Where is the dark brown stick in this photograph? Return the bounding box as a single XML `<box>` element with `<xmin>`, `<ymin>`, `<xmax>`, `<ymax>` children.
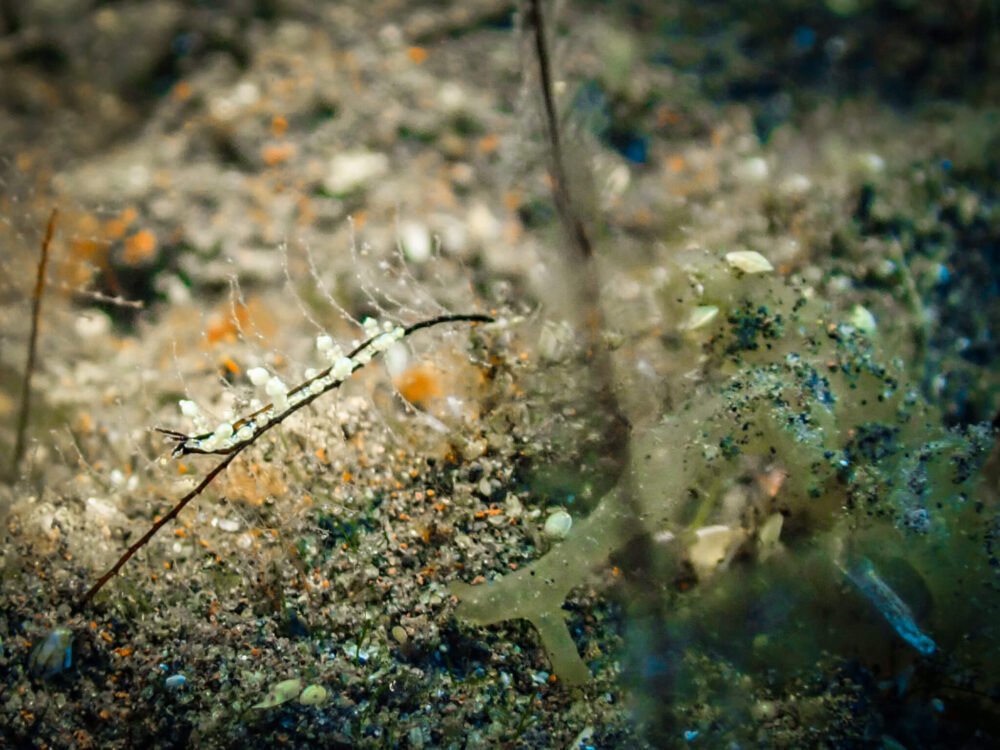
<box><xmin>524</xmin><ymin>0</ymin><xmax>629</xmax><ymax>448</ymax></box>
<box><xmin>525</xmin><ymin>0</ymin><xmax>593</xmax><ymax>263</ymax></box>
<box><xmin>77</xmin><ymin>447</ymin><xmax>243</xmax><ymax>608</ymax></box>
<box><xmin>11</xmin><ymin>208</ymin><xmax>58</xmax><ymax>478</ymax></box>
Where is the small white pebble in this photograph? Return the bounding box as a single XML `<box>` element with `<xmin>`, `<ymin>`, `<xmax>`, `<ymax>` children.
<box><xmin>217</xmin><ymin>517</ymin><xmax>241</xmax><ymax>533</ymax></box>
<box><xmin>214</xmin><ymin>422</ymin><xmax>234</xmax><ymax>441</ymax></box>
<box><xmin>543</xmin><ymin>509</ymin><xmax>573</xmax><ymax>540</ymax></box>
<box><xmin>324</xmin><ymin>150</ymin><xmax>389</xmax><ymax>195</ymax></box>
<box><xmin>780</xmin><ymin>173</ymin><xmax>812</xmax><ymax>196</ymax></box>
<box><xmin>362</xmin><ymin>317</ymin><xmax>380</xmax><ymax>338</ymax></box>
<box><xmin>247</xmin><ymin>367</ymin><xmax>270</xmax><ymax>387</ymax></box>
<box><xmin>400</xmin><ymin>221</ymin><xmax>432</xmax><ymax>263</ymax></box>
<box><xmin>856</xmin><ymin>151</ymin><xmax>885</xmax><ymax>175</ymax></box>
<box><xmin>736</xmin><ymin>156</ymin><xmax>769</xmax><ymax>183</ymax></box>
<box><xmin>316</xmin><ymin>335</ymin><xmax>334</xmax><ymax>352</ymax></box>
<box><xmin>179</xmin><ymin>399</ymin><xmax>200</xmax><ymax>418</ymax></box>
<box><xmin>725</xmin><ymin>250</ymin><xmax>774</xmax><ymax>274</ymax></box>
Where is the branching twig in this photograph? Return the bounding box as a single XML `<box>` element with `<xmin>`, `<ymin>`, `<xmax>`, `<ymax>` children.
<box><xmin>10</xmin><ymin>208</ymin><xmax>57</xmax><ymax>479</ymax></box>
<box><xmin>77</xmin><ymin>312</ymin><xmax>492</xmax><ymax>609</ymax></box>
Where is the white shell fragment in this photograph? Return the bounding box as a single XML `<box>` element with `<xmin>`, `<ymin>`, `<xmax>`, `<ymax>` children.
<box><xmin>757</xmin><ymin>512</ymin><xmax>784</xmax><ymax>561</ymax></box>
<box><xmin>725</xmin><ymin>250</ymin><xmax>774</xmax><ymax>274</ymax></box>
<box><xmin>299</xmin><ymin>684</ymin><xmax>328</xmax><ymax>706</ymax></box>
<box><xmin>848</xmin><ymin>304</ymin><xmax>877</xmax><ymax>334</ymax></box>
<box><xmin>252</xmin><ymin>678</ymin><xmax>303</xmax><ymax>709</ymax></box>
<box><xmin>543</xmin><ymin>509</ymin><xmax>573</xmax><ymax>540</ymax></box>
<box><xmin>680</xmin><ymin>305</ymin><xmax>720</xmax><ymax>332</ymax></box>
<box><xmin>688</xmin><ymin>524</ymin><xmax>746</xmax><ymax>579</ymax></box>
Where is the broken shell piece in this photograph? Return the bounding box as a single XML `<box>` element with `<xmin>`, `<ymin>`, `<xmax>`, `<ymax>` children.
<box><xmin>688</xmin><ymin>525</ymin><xmax>746</xmax><ymax>579</ymax></box>
<box><xmin>680</xmin><ymin>305</ymin><xmax>719</xmax><ymax>332</ymax></box>
<box><xmin>725</xmin><ymin>250</ymin><xmax>774</xmax><ymax>274</ymax></box>
<box><xmin>252</xmin><ymin>678</ymin><xmax>303</xmax><ymax>709</ymax></box>
<box><xmin>543</xmin><ymin>509</ymin><xmax>573</xmax><ymax>540</ymax></box>
<box><xmin>848</xmin><ymin>304</ymin><xmax>877</xmax><ymax>334</ymax></box>
<box><xmin>28</xmin><ymin>627</ymin><xmax>73</xmax><ymax>678</ymax></box>
<box><xmin>299</xmin><ymin>684</ymin><xmax>328</xmax><ymax>706</ymax></box>
<box><xmin>757</xmin><ymin>512</ymin><xmax>784</xmax><ymax>561</ymax></box>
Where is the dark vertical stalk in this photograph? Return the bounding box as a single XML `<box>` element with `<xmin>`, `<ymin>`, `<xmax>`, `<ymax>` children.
<box><xmin>524</xmin><ymin>0</ymin><xmax>629</xmax><ymax>451</ymax></box>
<box><xmin>11</xmin><ymin>208</ymin><xmax>58</xmax><ymax>479</ymax></box>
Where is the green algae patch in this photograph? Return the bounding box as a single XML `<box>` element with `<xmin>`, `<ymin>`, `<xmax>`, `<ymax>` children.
<box><xmin>450</xmin><ymin>253</ymin><xmax>995</xmax><ymax>685</ymax></box>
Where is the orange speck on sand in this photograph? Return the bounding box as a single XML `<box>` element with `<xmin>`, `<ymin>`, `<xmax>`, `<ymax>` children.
<box><xmin>271</xmin><ymin>114</ymin><xmax>288</xmax><ymax>137</ymax></box>
<box><xmin>341</xmin><ymin>471</ymin><xmax>352</xmax><ymax>482</ymax></box>
<box><xmin>759</xmin><ymin>468</ymin><xmax>787</xmax><ymax>498</ymax></box>
<box><xmin>173</xmin><ymin>528</ymin><xmax>186</xmax><ymax>538</ymax></box>
<box><xmin>113</xmin><ymin>646</ymin><xmax>132</xmax><ymax>658</ymax></box>
<box><xmin>177</xmin><ymin>463</ymin><xmax>189</xmax><ymax>475</ymax></box>
<box><xmin>221</xmin><ymin>357</ymin><xmax>241</xmax><ymax>376</ymax></box>
<box><xmin>502</xmin><ymin>190</ymin><xmax>523</xmax><ymax>213</ymax></box>
<box><xmin>100</xmin><ymin>631</ymin><xmax>113</xmax><ymax>643</ymax></box>
<box><xmin>314</xmin><ymin>448</ymin><xmax>327</xmax><ymax>463</ymax></box>
<box><xmin>406</xmin><ymin>46</ymin><xmax>428</xmax><ymax>64</ymax></box>
<box><xmin>394</xmin><ymin>363</ymin><xmax>444</xmax><ymax>406</ymax></box>
<box><xmin>123</xmin><ymin>229</ymin><xmax>157</xmax><ymax>265</ymax></box>
<box><xmin>262</xmin><ymin>142</ymin><xmax>296</xmax><ymax>166</ymax></box>
<box><xmin>172</xmin><ymin>80</ymin><xmax>193</xmax><ymax>101</ymax></box>
<box><xmin>667</xmin><ymin>154</ymin><xmax>686</xmax><ymax>174</ymax></box>
<box><xmin>103</xmin><ymin>218</ymin><xmax>129</xmax><ymax>240</ymax></box>
<box><xmin>477</xmin><ymin>133</ymin><xmax>500</xmax><ymax>154</ymax></box>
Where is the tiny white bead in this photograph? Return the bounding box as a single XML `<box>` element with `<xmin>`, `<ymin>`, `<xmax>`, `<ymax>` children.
<box><xmin>332</xmin><ymin>357</ymin><xmax>353</xmax><ymax>380</ymax></box>
<box><xmin>247</xmin><ymin>367</ymin><xmax>270</xmax><ymax>387</ymax></box>
<box><xmin>265</xmin><ymin>376</ymin><xmax>287</xmax><ymax>398</ymax></box>
<box><xmin>179</xmin><ymin>399</ymin><xmax>200</xmax><ymax>418</ymax></box>
<box><xmin>214</xmin><ymin>422</ymin><xmax>234</xmax><ymax>441</ymax></box>
<box><xmin>316</xmin><ymin>335</ymin><xmax>334</xmax><ymax>352</ymax></box>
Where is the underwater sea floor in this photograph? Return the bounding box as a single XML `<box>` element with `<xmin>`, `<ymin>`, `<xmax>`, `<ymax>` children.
<box><xmin>1</xmin><ymin>2</ymin><xmax>998</xmax><ymax>748</ymax></box>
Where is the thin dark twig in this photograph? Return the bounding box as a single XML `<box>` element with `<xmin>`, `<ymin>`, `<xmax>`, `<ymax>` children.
<box><xmin>11</xmin><ymin>208</ymin><xmax>58</xmax><ymax>478</ymax></box>
<box><xmin>525</xmin><ymin>0</ymin><xmax>592</xmax><ymax>262</ymax></box>
<box><xmin>77</xmin><ymin>312</ymin><xmax>492</xmax><ymax>609</ymax></box>
<box><xmin>525</xmin><ymin>2</ymin><xmax>658</xmax><ymax>671</ymax></box>
<box><xmin>524</xmin><ymin>0</ymin><xmax>628</xmax><ymax>446</ymax></box>
<box><xmin>76</xmin><ymin>448</ymin><xmax>242</xmax><ymax>608</ymax></box>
